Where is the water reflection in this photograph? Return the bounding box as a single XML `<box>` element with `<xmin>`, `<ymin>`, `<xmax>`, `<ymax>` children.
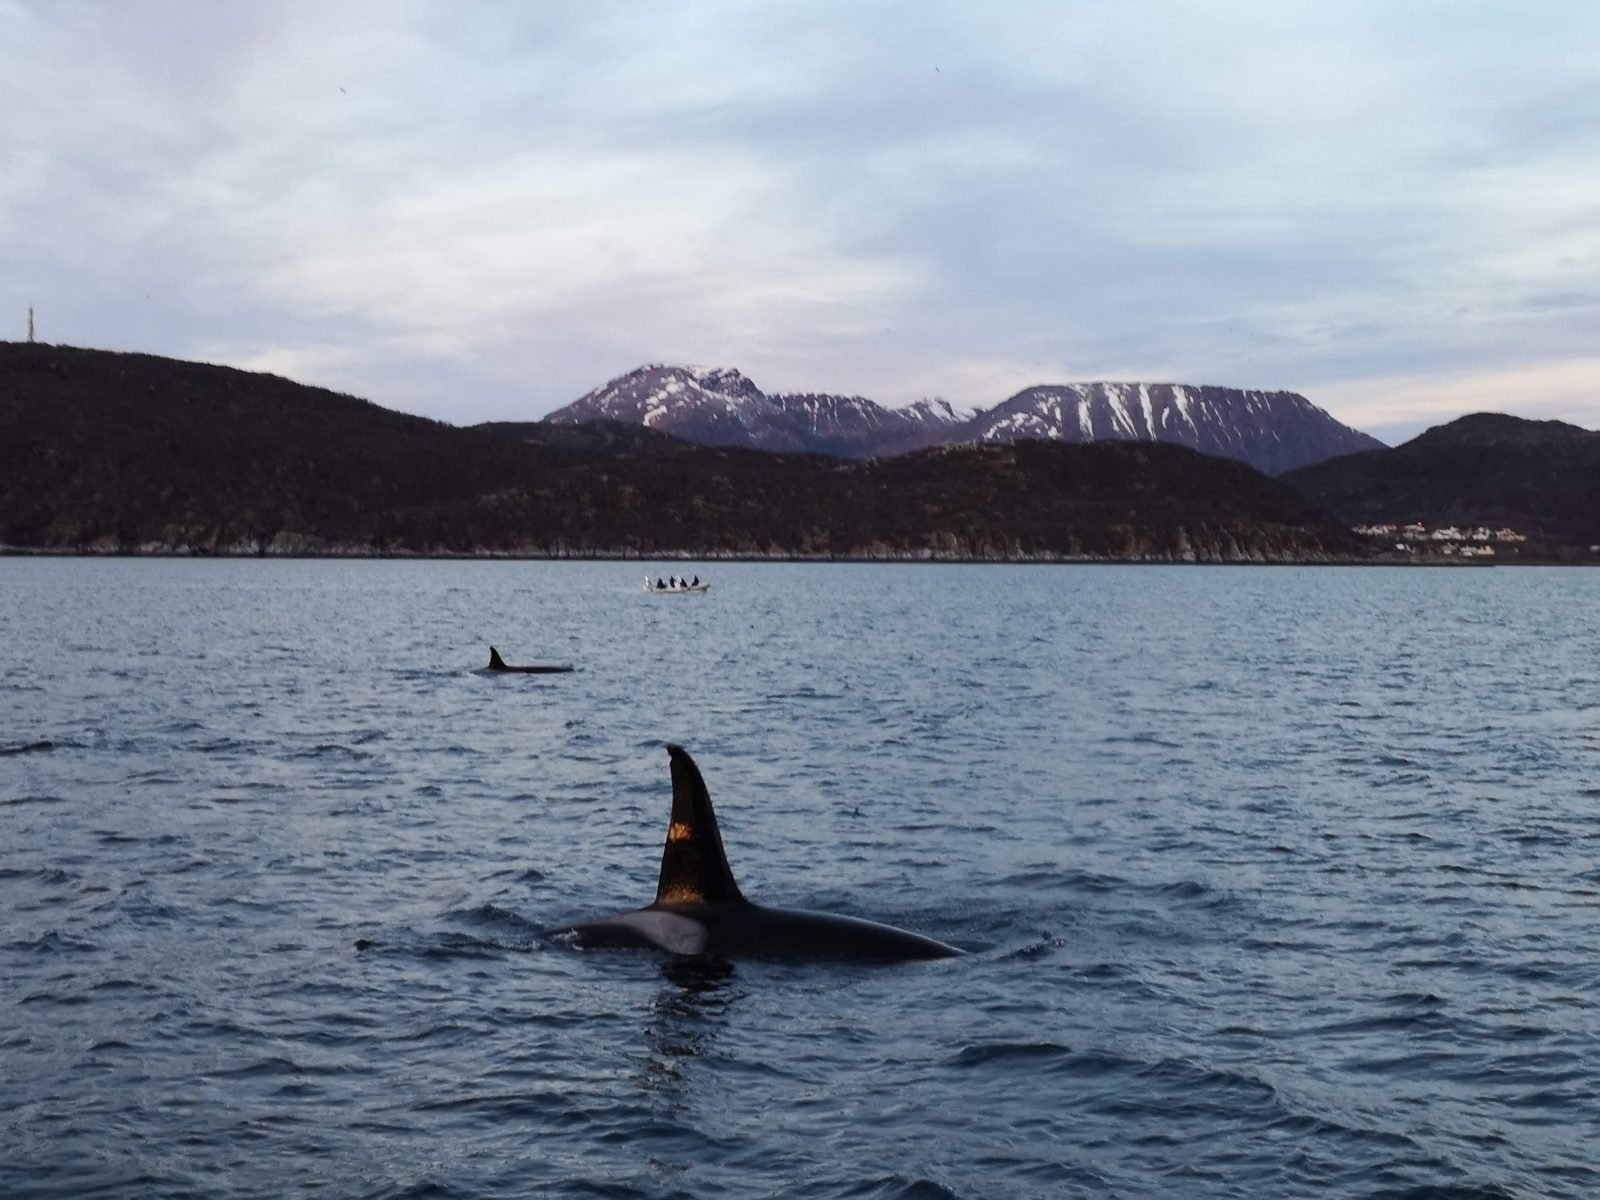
<box><xmin>639</xmin><ymin>957</ymin><xmax>740</xmax><ymax>1103</ymax></box>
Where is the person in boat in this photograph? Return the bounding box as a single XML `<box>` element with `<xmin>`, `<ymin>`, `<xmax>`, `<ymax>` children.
<box><xmin>656</xmin><ymin>577</ymin><xmax>666</xmax><ymax>589</ymax></box>
<box><xmin>669</xmin><ymin>575</ymin><xmax>678</xmax><ymax>589</ymax></box>
<box><xmin>691</xmin><ymin>575</ymin><xmax>699</xmax><ymax>587</ymax></box>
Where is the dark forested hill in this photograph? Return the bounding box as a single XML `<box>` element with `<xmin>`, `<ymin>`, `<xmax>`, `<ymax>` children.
<box><xmin>0</xmin><ymin>341</ymin><xmax>553</xmax><ymax>553</ymax></box>
<box><xmin>0</xmin><ymin>342</ymin><xmax>1359</xmax><ymax>562</ymax></box>
<box><xmin>1283</xmin><ymin>413</ymin><xmax>1600</xmax><ymax>550</ymax></box>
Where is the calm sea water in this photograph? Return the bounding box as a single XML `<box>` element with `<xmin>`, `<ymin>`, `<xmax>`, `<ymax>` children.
<box><xmin>3</xmin><ymin>559</ymin><xmax>1599</xmax><ymax>1199</ymax></box>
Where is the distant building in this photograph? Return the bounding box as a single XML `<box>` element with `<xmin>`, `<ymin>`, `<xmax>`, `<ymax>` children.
<box><xmin>1358</xmin><ymin>520</ymin><xmax>1524</xmax><ymax>555</ymax></box>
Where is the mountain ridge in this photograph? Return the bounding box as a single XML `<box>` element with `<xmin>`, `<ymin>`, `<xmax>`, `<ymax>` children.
<box><xmin>540</xmin><ymin>363</ymin><xmax>961</xmax><ymax>457</ymax></box>
<box><xmin>541</xmin><ymin>363</ymin><xmax>1382</xmax><ymax>474</ymax></box>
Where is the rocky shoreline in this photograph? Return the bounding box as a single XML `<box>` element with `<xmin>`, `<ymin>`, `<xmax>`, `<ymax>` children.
<box><xmin>0</xmin><ymin>538</ymin><xmax>1386</xmax><ymax>566</ymax></box>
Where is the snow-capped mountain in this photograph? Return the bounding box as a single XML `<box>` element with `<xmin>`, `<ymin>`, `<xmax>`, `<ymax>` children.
<box><xmin>958</xmin><ymin>383</ymin><xmax>1384</xmax><ymax>475</ymax></box>
<box><xmin>763</xmin><ymin>392</ymin><xmax>961</xmax><ymax>456</ymax></box>
<box><xmin>543</xmin><ymin>365</ymin><xmax>767</xmax><ymax>446</ymax></box>
<box><xmin>542</xmin><ymin>366</ymin><xmax>1380</xmax><ymax>473</ymax></box>
<box><xmin>544</xmin><ymin>365</ymin><xmax>959</xmax><ymax>456</ymax></box>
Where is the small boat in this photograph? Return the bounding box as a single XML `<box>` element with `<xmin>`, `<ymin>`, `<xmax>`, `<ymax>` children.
<box><xmin>644</xmin><ymin>575</ymin><xmax>710</xmax><ymax>594</ymax></box>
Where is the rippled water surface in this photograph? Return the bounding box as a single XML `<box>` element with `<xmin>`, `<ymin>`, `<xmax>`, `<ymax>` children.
<box><xmin>3</xmin><ymin>559</ymin><xmax>1599</xmax><ymax>1199</ymax></box>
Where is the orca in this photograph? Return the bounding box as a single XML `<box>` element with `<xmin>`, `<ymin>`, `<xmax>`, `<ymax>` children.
<box><xmin>543</xmin><ymin>745</ymin><xmax>963</xmax><ymax>962</ymax></box>
<box><xmin>487</xmin><ymin>646</ymin><xmax>574</xmax><ymax>674</ymax></box>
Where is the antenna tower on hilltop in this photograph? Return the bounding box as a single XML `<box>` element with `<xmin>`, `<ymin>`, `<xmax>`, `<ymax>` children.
<box><xmin>27</xmin><ymin>306</ymin><xmax>34</xmax><ymax>343</ymax></box>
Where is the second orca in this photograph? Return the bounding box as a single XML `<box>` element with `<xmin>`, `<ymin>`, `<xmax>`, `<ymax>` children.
<box><xmin>486</xmin><ymin>646</ymin><xmax>574</xmax><ymax>674</ymax></box>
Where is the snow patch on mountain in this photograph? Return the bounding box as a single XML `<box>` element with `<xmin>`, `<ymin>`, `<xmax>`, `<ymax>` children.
<box><xmin>960</xmin><ymin>382</ymin><xmax>1382</xmax><ymax>474</ymax></box>
<box><xmin>546</xmin><ymin>365</ymin><xmax>960</xmax><ymax>456</ymax></box>
<box><xmin>543</xmin><ymin>367</ymin><xmax>1382</xmax><ymax>472</ymax></box>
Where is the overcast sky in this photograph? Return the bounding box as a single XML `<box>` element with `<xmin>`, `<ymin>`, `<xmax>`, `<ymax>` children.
<box><xmin>5</xmin><ymin>1</ymin><xmax>1599</xmax><ymax>443</ymax></box>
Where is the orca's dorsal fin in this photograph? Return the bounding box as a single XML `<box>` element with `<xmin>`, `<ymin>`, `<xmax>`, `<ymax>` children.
<box><xmin>655</xmin><ymin>745</ymin><xmax>745</xmax><ymax>906</ymax></box>
<box><xmin>489</xmin><ymin>646</ymin><xmax>506</xmax><ymax>670</ymax></box>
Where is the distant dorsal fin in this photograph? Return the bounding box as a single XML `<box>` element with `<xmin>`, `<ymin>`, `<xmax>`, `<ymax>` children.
<box><xmin>655</xmin><ymin>745</ymin><xmax>745</xmax><ymax>906</ymax></box>
<box><xmin>489</xmin><ymin>646</ymin><xmax>506</xmax><ymax>670</ymax></box>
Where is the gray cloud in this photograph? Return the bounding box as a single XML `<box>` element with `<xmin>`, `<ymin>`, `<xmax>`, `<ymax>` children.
<box><xmin>4</xmin><ymin>0</ymin><xmax>1600</xmax><ymax>435</ymax></box>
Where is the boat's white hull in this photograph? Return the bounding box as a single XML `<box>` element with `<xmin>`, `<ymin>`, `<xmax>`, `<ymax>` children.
<box><xmin>644</xmin><ymin>584</ymin><xmax>710</xmax><ymax>594</ymax></box>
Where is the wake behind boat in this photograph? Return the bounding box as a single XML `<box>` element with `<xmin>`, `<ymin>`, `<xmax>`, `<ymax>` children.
<box><xmin>645</xmin><ymin>574</ymin><xmax>710</xmax><ymax>594</ymax></box>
